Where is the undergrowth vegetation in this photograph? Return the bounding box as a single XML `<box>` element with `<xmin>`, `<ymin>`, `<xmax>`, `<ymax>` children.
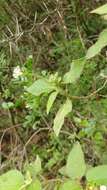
<box><xmin>0</xmin><ymin>1</ymin><xmax>107</xmax><ymax>189</ymax></box>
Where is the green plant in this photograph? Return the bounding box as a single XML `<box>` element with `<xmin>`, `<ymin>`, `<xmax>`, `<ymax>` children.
<box><xmin>1</xmin><ymin>143</ymin><xmax>107</xmax><ymax>189</ymax></box>
<box><xmin>0</xmin><ymin>155</ymin><xmax>42</xmax><ymax>190</ymax></box>
<box><xmin>26</xmin><ymin>57</ymin><xmax>86</xmax><ymax>137</ymax></box>
<box><xmin>1</xmin><ymin>2</ymin><xmax>107</xmax><ymax>190</ymax></box>
<box><xmin>86</xmin><ymin>3</ymin><xmax>107</xmax><ymax>60</ymax></box>
<box><xmin>25</xmin><ymin>2</ymin><xmax>107</xmax><ymax>135</ymax></box>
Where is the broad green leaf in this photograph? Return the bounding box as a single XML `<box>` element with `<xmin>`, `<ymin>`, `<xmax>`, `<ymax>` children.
<box><xmin>66</xmin><ymin>142</ymin><xmax>86</xmax><ymax>179</ymax></box>
<box><xmin>86</xmin><ymin>165</ymin><xmax>107</xmax><ymax>185</ymax></box>
<box><xmin>53</xmin><ymin>99</ymin><xmax>72</xmax><ymax>136</ymax></box>
<box><xmin>0</xmin><ymin>170</ymin><xmax>24</xmax><ymax>190</ymax></box>
<box><xmin>47</xmin><ymin>91</ymin><xmax>58</xmax><ymax>114</ymax></box>
<box><xmin>91</xmin><ymin>4</ymin><xmax>107</xmax><ymax>15</ymax></box>
<box><xmin>59</xmin><ymin>180</ymin><xmax>82</xmax><ymax>190</ymax></box>
<box><xmin>27</xmin><ymin>79</ymin><xmax>56</xmax><ymax>96</ymax></box>
<box><xmin>25</xmin><ymin>155</ymin><xmax>41</xmax><ymax>177</ymax></box>
<box><xmin>86</xmin><ymin>28</ymin><xmax>107</xmax><ymax>59</ymax></box>
<box><xmin>63</xmin><ymin>58</ymin><xmax>85</xmax><ymax>84</ymax></box>
<box><xmin>26</xmin><ymin>179</ymin><xmax>42</xmax><ymax>190</ymax></box>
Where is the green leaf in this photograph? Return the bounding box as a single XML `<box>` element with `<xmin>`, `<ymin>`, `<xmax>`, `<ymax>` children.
<box><xmin>53</xmin><ymin>99</ymin><xmax>72</xmax><ymax>136</ymax></box>
<box><xmin>0</xmin><ymin>170</ymin><xmax>24</xmax><ymax>190</ymax></box>
<box><xmin>86</xmin><ymin>165</ymin><xmax>107</xmax><ymax>185</ymax></box>
<box><xmin>59</xmin><ymin>180</ymin><xmax>83</xmax><ymax>190</ymax></box>
<box><xmin>27</xmin><ymin>79</ymin><xmax>56</xmax><ymax>96</ymax></box>
<box><xmin>91</xmin><ymin>4</ymin><xmax>107</xmax><ymax>15</ymax></box>
<box><xmin>86</xmin><ymin>28</ymin><xmax>107</xmax><ymax>59</ymax></box>
<box><xmin>63</xmin><ymin>58</ymin><xmax>85</xmax><ymax>84</ymax></box>
<box><xmin>47</xmin><ymin>91</ymin><xmax>58</xmax><ymax>114</ymax></box>
<box><xmin>66</xmin><ymin>142</ymin><xmax>86</xmax><ymax>179</ymax></box>
<box><xmin>2</xmin><ymin>102</ymin><xmax>14</xmax><ymax>109</ymax></box>
<box><xmin>26</xmin><ymin>179</ymin><xmax>42</xmax><ymax>190</ymax></box>
<box><xmin>54</xmin><ymin>184</ymin><xmax>60</xmax><ymax>190</ymax></box>
<box><xmin>25</xmin><ymin>155</ymin><xmax>41</xmax><ymax>177</ymax></box>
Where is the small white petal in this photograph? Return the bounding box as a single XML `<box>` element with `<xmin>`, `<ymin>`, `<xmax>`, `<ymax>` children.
<box><xmin>13</xmin><ymin>66</ymin><xmax>22</xmax><ymax>79</ymax></box>
<box><xmin>28</xmin><ymin>55</ymin><xmax>33</xmax><ymax>59</ymax></box>
<box><xmin>100</xmin><ymin>185</ymin><xmax>107</xmax><ymax>190</ymax></box>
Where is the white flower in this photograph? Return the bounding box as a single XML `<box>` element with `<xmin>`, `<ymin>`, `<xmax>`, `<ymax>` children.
<box><xmin>100</xmin><ymin>186</ymin><xmax>107</xmax><ymax>190</ymax></box>
<box><xmin>13</xmin><ymin>66</ymin><xmax>22</xmax><ymax>79</ymax></box>
<box><xmin>28</xmin><ymin>55</ymin><xmax>33</xmax><ymax>59</ymax></box>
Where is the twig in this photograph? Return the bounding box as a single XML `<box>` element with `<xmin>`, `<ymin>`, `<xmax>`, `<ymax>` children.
<box><xmin>70</xmin><ymin>80</ymin><xmax>107</xmax><ymax>100</ymax></box>
<box><xmin>24</xmin><ymin>127</ymin><xmax>50</xmax><ymax>148</ymax></box>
